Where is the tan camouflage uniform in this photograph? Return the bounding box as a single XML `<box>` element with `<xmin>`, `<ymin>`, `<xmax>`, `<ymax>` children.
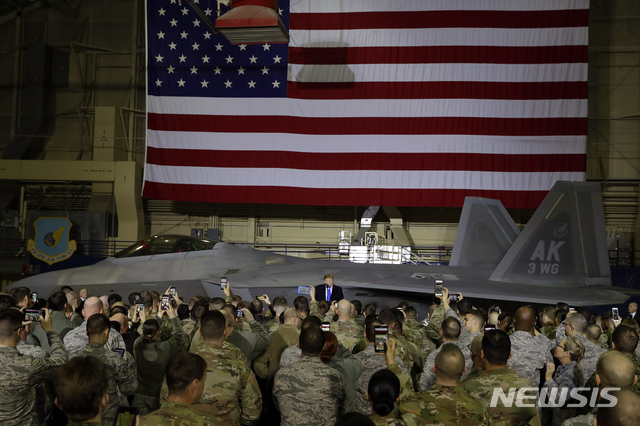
<box><xmin>71</xmin><ymin>342</ymin><xmax>137</xmax><ymax>425</ymax></box>
<box><xmin>400</xmin><ymin>384</ymin><xmax>491</xmax><ymax>426</ymax></box>
<box><xmin>189</xmin><ymin>341</ymin><xmax>262</xmax><ymax>425</ymax></box>
<box><xmin>330</xmin><ymin>318</ymin><xmax>366</xmax><ymax>354</ymax></box>
<box><xmin>273</xmin><ymin>355</ymin><xmax>346</xmax><ymax>426</ymax></box>
<box><xmin>0</xmin><ymin>331</ymin><xmax>68</xmax><ymax>426</ymax></box>
<box><xmin>139</xmin><ymin>401</ymin><xmax>213</xmax><ymax>426</ymax></box>
<box><xmin>461</xmin><ymin>366</ymin><xmax>541</xmax><ymax>426</ymax></box>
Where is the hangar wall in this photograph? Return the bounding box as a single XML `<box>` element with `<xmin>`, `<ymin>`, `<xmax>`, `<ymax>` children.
<box><xmin>0</xmin><ymin>0</ymin><xmax>638</xmax><ymax>272</ymax></box>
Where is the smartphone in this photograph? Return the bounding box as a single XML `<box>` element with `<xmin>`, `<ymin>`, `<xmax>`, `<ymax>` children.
<box><xmin>396</xmin><ymin>307</ymin><xmax>403</xmax><ymax>311</ymax></box>
<box><xmin>484</xmin><ymin>325</ymin><xmax>496</xmax><ymax>332</ymax></box>
<box><xmin>24</xmin><ymin>309</ymin><xmax>44</xmax><ymax>322</ymax></box>
<box><xmin>134</xmin><ymin>294</ymin><xmax>140</xmax><ymax>302</ymax></box>
<box><xmin>114</xmin><ymin>405</ymin><xmax>138</xmax><ymax>426</ymax></box>
<box><xmin>569</xmin><ymin>307</ymin><xmax>576</xmax><ymax>313</ymax></box>
<box><xmin>297</xmin><ymin>286</ymin><xmax>311</xmax><ymax>295</ymax></box>
<box><xmin>321</xmin><ymin>321</ymin><xmax>330</xmax><ymax>331</ymax></box>
<box><xmin>220</xmin><ymin>277</ymin><xmax>227</xmax><ymax>289</ymax></box>
<box><xmin>113</xmin><ymin>348</ymin><xmax>125</xmax><ymax>357</ymax></box>
<box><xmin>257</xmin><ymin>296</ymin><xmax>266</xmax><ymax>301</ymax></box>
<box><xmin>450</xmin><ymin>295</ymin><xmax>458</xmax><ymax>302</ymax></box>
<box><xmin>435</xmin><ymin>280</ymin><xmax>443</xmax><ymax>297</ymax></box>
<box><xmin>612</xmin><ymin>307</ymin><xmax>620</xmax><ymax>321</ymax></box>
<box><xmin>169</xmin><ymin>287</ymin><xmax>176</xmax><ymax>296</ymax></box>
<box><xmin>136</xmin><ymin>304</ymin><xmax>144</xmax><ymax>312</ymax></box>
<box><xmin>30</xmin><ymin>292</ymin><xmax>38</xmax><ymax>304</ymax></box>
<box><xmin>161</xmin><ymin>295</ymin><xmax>169</xmax><ymax>311</ymax></box>
<box><xmin>374</xmin><ymin>325</ymin><xmax>388</xmax><ymax>354</ymax></box>
<box><xmin>237</xmin><ymin>309</ymin><xmax>244</xmax><ymax>318</ymax></box>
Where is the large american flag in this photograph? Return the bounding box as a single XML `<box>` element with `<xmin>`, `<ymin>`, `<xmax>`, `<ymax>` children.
<box><xmin>144</xmin><ymin>0</ymin><xmax>588</xmax><ymax>209</ymax></box>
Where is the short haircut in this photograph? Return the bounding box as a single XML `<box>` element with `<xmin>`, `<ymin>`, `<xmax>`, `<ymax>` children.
<box><xmin>86</xmin><ymin>313</ymin><xmax>110</xmax><ymax>336</ymax></box>
<box><xmin>53</xmin><ymin>356</ymin><xmax>108</xmax><ymax>422</ymax></box>
<box><xmin>612</xmin><ymin>325</ymin><xmax>639</xmax><ymax>354</ymax></box>
<box><xmin>107</xmin><ymin>294</ymin><xmax>122</xmax><ymax>309</ymax></box>
<box><xmin>294</xmin><ymin>296</ymin><xmax>309</xmax><ymax>313</ymax></box>
<box><xmin>177</xmin><ymin>304</ymin><xmax>191</xmax><ymax>320</ymax></box>
<box><xmin>60</xmin><ymin>285</ymin><xmax>73</xmax><ymax>293</ymax></box>
<box><xmin>10</xmin><ymin>287</ymin><xmax>30</xmax><ymax>304</ymax></box>
<box><xmin>324</xmin><ymin>273</ymin><xmax>334</xmax><ymax>279</ymax></box>
<box><xmin>0</xmin><ymin>295</ymin><xmax>17</xmax><ymax>310</ymax></box>
<box><xmin>142</xmin><ymin>319</ymin><xmax>160</xmax><ymax>340</ymax></box>
<box><xmin>377</xmin><ymin>309</ymin><xmax>396</xmax><ymax>327</ymax></box>
<box><xmin>48</xmin><ymin>291</ymin><xmax>67</xmax><ymax>312</ymax></box>
<box><xmin>596</xmin><ymin>389</ymin><xmax>640</xmax><ymax>426</ymax></box>
<box><xmin>457</xmin><ymin>298</ymin><xmax>473</xmax><ymax>316</ymax></box>
<box><xmin>596</xmin><ymin>351</ymin><xmax>636</xmax><ymax>388</ymax></box>
<box><xmin>405</xmin><ymin>306</ymin><xmax>417</xmax><ymax>319</ymax></box>
<box><xmin>109</xmin><ymin>305</ymin><xmax>127</xmax><ymax>316</ymax></box>
<box><xmin>482</xmin><ymin>329</ymin><xmax>511</xmax><ymax>365</ymax></box>
<box><xmin>200</xmin><ymin>310</ymin><xmax>226</xmax><ymax>340</ymax></box>
<box><xmin>621</xmin><ymin>318</ymin><xmax>640</xmax><ymax>332</ymax></box>
<box><xmin>249</xmin><ymin>299</ymin><xmax>263</xmax><ymax>315</ymax></box>
<box><xmin>166</xmin><ymin>352</ymin><xmax>207</xmax><ymax>395</ymax></box>
<box><xmin>299</xmin><ymin>325</ymin><xmax>325</xmax><ymax>356</ymax></box>
<box><xmin>556</xmin><ymin>309</ymin><xmax>568</xmax><ymax>324</ymax></box>
<box><xmin>441</xmin><ymin>316</ymin><xmax>462</xmax><ymax>340</ymax></box>
<box><xmin>368</xmin><ymin>369</ymin><xmax>400</xmax><ymax>416</ymax></box>
<box><xmin>0</xmin><ymin>308</ymin><xmax>23</xmax><ymax>338</ymax></box>
<box><xmin>316</xmin><ymin>301</ymin><xmax>330</xmax><ymax>317</ymax></box>
<box><xmin>272</xmin><ymin>296</ymin><xmax>288</xmax><ymax>310</ymax></box>
<box><xmin>191</xmin><ymin>300</ymin><xmax>209</xmax><ymax>321</ymax></box>
<box><xmin>301</xmin><ymin>315</ymin><xmax>322</xmax><ymax>330</ymax></box>
<box><xmin>128</xmin><ymin>292</ymin><xmax>141</xmax><ymax>306</ymax></box>
<box><xmin>364</xmin><ymin>304</ymin><xmax>376</xmax><ymax>316</ymax></box>
<box><xmin>365</xmin><ymin>319</ymin><xmax>382</xmax><ymax>342</ymax></box>
<box><xmin>567</xmin><ymin>313</ymin><xmax>588</xmax><ymax>333</ymax></box>
<box><xmin>209</xmin><ymin>297</ymin><xmax>226</xmax><ymax>311</ymax></box>
<box><xmin>556</xmin><ymin>302</ymin><xmax>569</xmax><ymax>311</ymax></box>
<box><xmin>435</xmin><ymin>343</ymin><xmax>466</xmax><ymax>380</ymax></box>
<box><xmin>586</xmin><ymin>324</ymin><xmax>602</xmax><ymax>342</ymax></box>
<box><xmin>542</xmin><ymin>307</ymin><xmax>556</xmax><ymax>323</ymax></box>
<box><xmin>352</xmin><ymin>300</ymin><xmax>362</xmax><ymax>315</ymax></box>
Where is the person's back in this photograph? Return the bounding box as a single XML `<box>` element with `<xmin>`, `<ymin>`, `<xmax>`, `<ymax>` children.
<box><xmin>133</xmin><ymin>304</ymin><xmax>186</xmax><ymax>414</ymax></box>
<box><xmin>187</xmin><ymin>310</ymin><xmax>261</xmax><ymax>425</ymax></box>
<box><xmin>0</xmin><ymin>308</ymin><xmax>68</xmax><ymax>426</ymax></box>
<box><xmin>273</xmin><ymin>325</ymin><xmax>346</xmax><ymax>426</ymax></box>
<box><xmin>72</xmin><ymin>313</ymin><xmax>137</xmax><ymax>425</ymax></box>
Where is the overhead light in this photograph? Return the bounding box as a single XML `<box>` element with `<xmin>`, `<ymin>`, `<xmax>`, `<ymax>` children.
<box><xmin>216</xmin><ymin>0</ymin><xmax>289</xmax><ymax>45</ymax></box>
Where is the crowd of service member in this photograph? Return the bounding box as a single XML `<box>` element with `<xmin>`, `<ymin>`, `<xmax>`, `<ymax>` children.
<box><xmin>1</xmin><ymin>278</ymin><xmax>640</xmax><ymax>426</ymax></box>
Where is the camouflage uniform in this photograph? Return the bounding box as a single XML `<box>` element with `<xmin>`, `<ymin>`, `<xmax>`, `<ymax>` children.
<box><xmin>72</xmin><ymin>342</ymin><xmax>137</xmax><ymax>425</ymax></box>
<box><xmin>445</xmin><ymin>308</ymin><xmax>473</xmax><ymax>347</ymax></box>
<box><xmin>63</xmin><ymin>320</ymin><xmax>126</xmax><ymax>355</ymax></box>
<box><xmin>254</xmin><ymin>323</ymin><xmax>300</xmax><ymax>380</ymax></box>
<box><xmin>181</xmin><ymin>318</ymin><xmax>198</xmax><ymax>348</ymax></box>
<box><xmin>541</xmin><ymin>324</ymin><xmax>557</xmax><ymax>341</ymax></box>
<box><xmin>423</xmin><ymin>306</ymin><xmax>444</xmax><ymax>345</ymax></box>
<box><xmin>17</xmin><ymin>340</ymin><xmax>48</xmax><ymax>358</ymax></box>
<box><xmin>561</xmin><ymin>412</ymin><xmax>595</xmax><ymax>426</ymax></box>
<box><xmin>330</xmin><ymin>318</ymin><xmax>366</xmax><ymax>354</ymax></box>
<box><xmin>273</xmin><ymin>355</ymin><xmax>346</xmax><ymax>426</ymax></box>
<box><xmin>0</xmin><ymin>331</ymin><xmax>68</xmax><ymax>426</ymax></box>
<box><xmin>189</xmin><ymin>341</ymin><xmax>262</xmax><ymax>425</ymax></box>
<box><xmin>541</xmin><ymin>360</ymin><xmax>584</xmax><ymax>426</ymax></box>
<box><xmin>405</xmin><ymin>319</ymin><xmax>436</xmax><ymax>356</ymax></box>
<box><xmin>509</xmin><ymin>330</ymin><xmax>552</xmax><ymax>387</ymax></box>
<box><xmin>279</xmin><ymin>344</ymin><xmax>302</xmax><ymax>368</ymax></box>
<box><xmin>326</xmin><ymin>342</ymin><xmax>363</xmax><ymax>413</ymax></box>
<box><xmin>400</xmin><ymin>384</ymin><xmax>490</xmax><ymax>426</ymax></box>
<box><xmin>370</xmin><ymin>415</ymin><xmax>404</xmax><ymax>425</ymax></box>
<box><xmin>418</xmin><ymin>341</ymin><xmax>473</xmax><ymax>391</ymax></box>
<box><xmin>462</xmin><ymin>366</ymin><xmax>541</xmax><ymax>426</ymax></box>
<box><xmin>354</xmin><ymin>344</ymin><xmax>411</xmax><ymax>415</ymax></box>
<box><xmin>139</xmin><ymin>401</ymin><xmax>213</xmax><ymax>426</ymax></box>
<box><xmin>31</xmin><ymin>311</ymin><xmax>76</xmax><ymax>353</ymax></box>
<box><xmin>584</xmin><ymin>353</ymin><xmax>640</xmax><ymax>394</ymax></box>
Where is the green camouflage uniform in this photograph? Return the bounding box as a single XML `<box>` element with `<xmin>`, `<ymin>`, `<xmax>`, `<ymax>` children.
<box><xmin>418</xmin><ymin>341</ymin><xmax>473</xmax><ymax>391</ymax></box>
<box><xmin>462</xmin><ymin>366</ymin><xmax>541</xmax><ymax>426</ymax></box>
<box><xmin>400</xmin><ymin>384</ymin><xmax>490</xmax><ymax>426</ymax></box>
<box><xmin>139</xmin><ymin>401</ymin><xmax>213</xmax><ymax>425</ymax></box>
<box><xmin>584</xmin><ymin>353</ymin><xmax>640</xmax><ymax>394</ymax></box>
<box><xmin>189</xmin><ymin>341</ymin><xmax>262</xmax><ymax>425</ymax></box>
<box><xmin>424</xmin><ymin>306</ymin><xmax>444</xmax><ymax>345</ymax></box>
<box><xmin>273</xmin><ymin>355</ymin><xmax>346</xmax><ymax>426</ymax></box>
<box><xmin>370</xmin><ymin>415</ymin><xmax>404</xmax><ymax>425</ymax></box>
<box><xmin>405</xmin><ymin>319</ymin><xmax>436</xmax><ymax>356</ymax></box>
<box><xmin>330</xmin><ymin>318</ymin><xmax>366</xmax><ymax>354</ymax></box>
<box><xmin>0</xmin><ymin>331</ymin><xmax>68</xmax><ymax>426</ymax></box>
<box><xmin>72</xmin><ymin>342</ymin><xmax>137</xmax><ymax>425</ymax></box>
<box><xmin>541</xmin><ymin>324</ymin><xmax>557</xmax><ymax>341</ymax></box>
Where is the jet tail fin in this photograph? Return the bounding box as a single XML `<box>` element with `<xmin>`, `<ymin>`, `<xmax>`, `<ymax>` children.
<box><xmin>449</xmin><ymin>197</ymin><xmax>520</xmax><ymax>268</ymax></box>
<box><xmin>489</xmin><ymin>181</ymin><xmax>610</xmax><ymax>287</ymax></box>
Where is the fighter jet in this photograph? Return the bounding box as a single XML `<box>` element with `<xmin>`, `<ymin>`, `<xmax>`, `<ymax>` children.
<box><xmin>7</xmin><ymin>181</ymin><xmax>631</xmax><ymax>307</ymax></box>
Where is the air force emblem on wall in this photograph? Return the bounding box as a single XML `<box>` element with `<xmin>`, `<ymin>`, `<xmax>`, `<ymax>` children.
<box><xmin>27</xmin><ymin>217</ymin><xmax>77</xmax><ymax>265</ymax></box>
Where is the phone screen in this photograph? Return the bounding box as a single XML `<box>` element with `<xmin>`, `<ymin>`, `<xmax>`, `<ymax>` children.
<box><xmin>136</xmin><ymin>304</ymin><xmax>144</xmax><ymax>312</ymax></box>
<box><xmin>113</xmin><ymin>348</ymin><xmax>125</xmax><ymax>357</ymax></box>
<box><xmin>374</xmin><ymin>325</ymin><xmax>388</xmax><ymax>353</ymax></box>
<box><xmin>435</xmin><ymin>280</ymin><xmax>443</xmax><ymax>297</ymax></box>
<box><xmin>612</xmin><ymin>308</ymin><xmax>620</xmax><ymax>321</ymax></box>
<box><xmin>220</xmin><ymin>277</ymin><xmax>227</xmax><ymax>289</ymax></box>
<box><xmin>24</xmin><ymin>309</ymin><xmax>43</xmax><ymax>322</ymax></box>
<box><xmin>484</xmin><ymin>325</ymin><xmax>496</xmax><ymax>332</ymax></box>
<box><xmin>169</xmin><ymin>287</ymin><xmax>176</xmax><ymax>296</ymax></box>
<box><xmin>321</xmin><ymin>321</ymin><xmax>330</xmax><ymax>331</ymax></box>
<box><xmin>31</xmin><ymin>292</ymin><xmax>38</xmax><ymax>303</ymax></box>
<box><xmin>161</xmin><ymin>296</ymin><xmax>169</xmax><ymax>310</ymax></box>
<box><xmin>237</xmin><ymin>309</ymin><xmax>244</xmax><ymax>318</ymax></box>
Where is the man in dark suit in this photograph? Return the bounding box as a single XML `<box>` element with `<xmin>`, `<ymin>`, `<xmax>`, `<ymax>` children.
<box><xmin>314</xmin><ymin>273</ymin><xmax>344</xmax><ymax>302</ymax></box>
<box><xmin>628</xmin><ymin>302</ymin><xmax>639</xmax><ymax>323</ymax></box>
